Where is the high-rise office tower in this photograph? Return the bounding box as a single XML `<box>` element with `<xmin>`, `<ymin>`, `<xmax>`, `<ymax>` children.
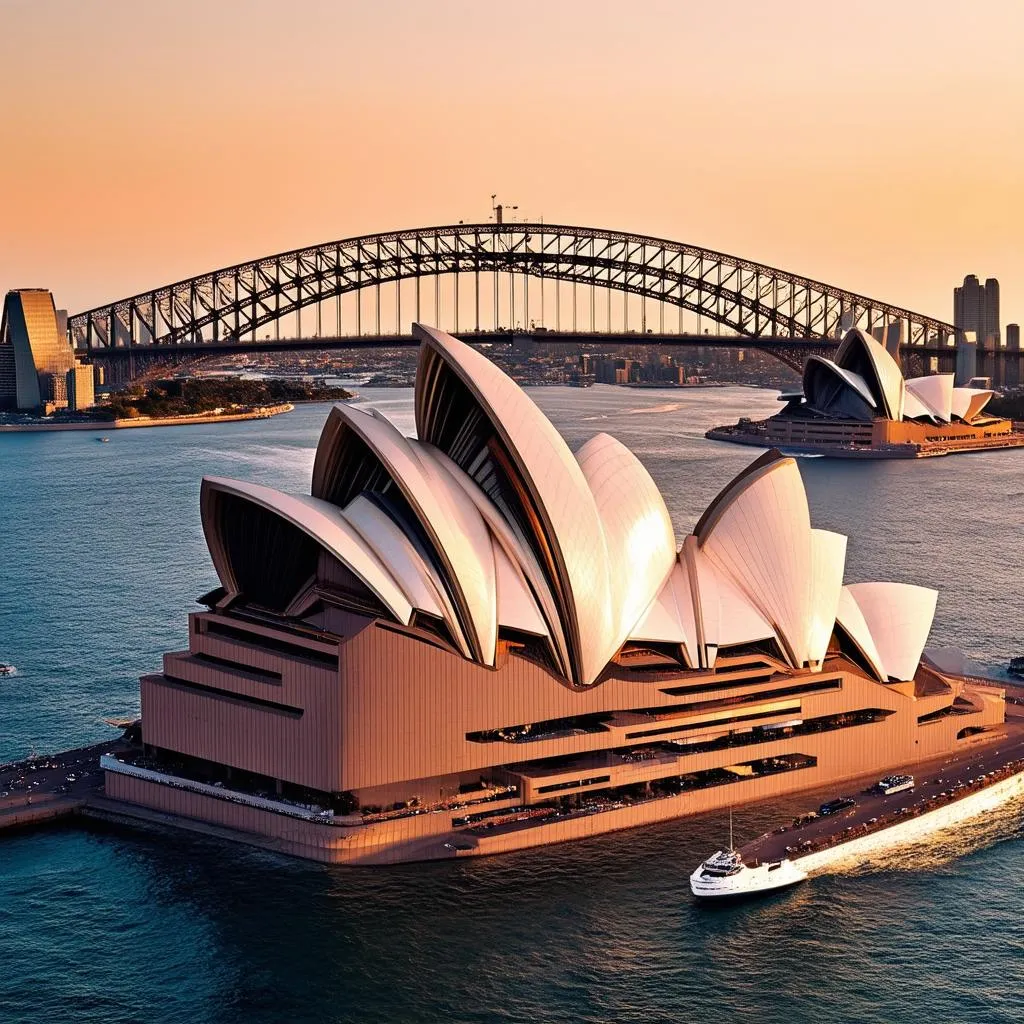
<box><xmin>954</xmin><ymin>275</ymin><xmax>1000</xmax><ymax>346</ymax></box>
<box><xmin>0</xmin><ymin>288</ymin><xmax>77</xmax><ymax>407</ymax></box>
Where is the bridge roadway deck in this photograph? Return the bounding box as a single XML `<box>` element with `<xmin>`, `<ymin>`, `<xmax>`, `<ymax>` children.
<box><xmin>739</xmin><ymin>705</ymin><xmax>1024</xmax><ymax>866</ymax></box>
<box><xmin>77</xmin><ymin>330</ymin><xmax>839</xmax><ymax>359</ymax></box>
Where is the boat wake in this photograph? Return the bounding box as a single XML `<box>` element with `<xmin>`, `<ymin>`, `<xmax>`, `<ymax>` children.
<box><xmin>818</xmin><ymin>792</ymin><xmax>1024</xmax><ymax>878</ymax></box>
<box><xmin>625</xmin><ymin>402</ymin><xmax>684</xmax><ymax>415</ymax></box>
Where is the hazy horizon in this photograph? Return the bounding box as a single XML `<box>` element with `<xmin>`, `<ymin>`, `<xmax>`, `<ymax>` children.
<box><xmin>2</xmin><ymin>0</ymin><xmax>1022</xmax><ymax>328</ymax></box>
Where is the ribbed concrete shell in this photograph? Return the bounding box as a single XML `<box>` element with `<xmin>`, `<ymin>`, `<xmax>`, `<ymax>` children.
<box><xmin>201</xmin><ymin>476</ymin><xmax>412</xmax><ymax>624</ymax></box>
<box><xmin>844</xmin><ymin>581</ymin><xmax>938</xmax><ymax>682</ymax></box>
<box><xmin>630</xmin><ymin>559</ymin><xmax>699</xmax><ymax>667</ymax></box>
<box><xmin>905</xmin><ymin>375</ymin><xmax>954</xmax><ymax>423</ymax></box>
<box><xmin>711</xmin><ymin>558</ymin><xmax>777</xmax><ymax>649</ymax></box>
<box><xmin>340</xmin><ymin>494</ymin><xmax>471</xmax><ymax>658</ymax></box>
<box><xmin>198</xmin><ymin>331</ymin><xmax>945</xmax><ymax>695</ymax></box>
<box><xmin>802</xmin><ymin>356</ymin><xmax>877</xmax><ymax>420</ymax></box>
<box><xmin>576</xmin><ymin>432</ymin><xmax>677</xmax><ymax>658</ymax></box>
<box><xmin>423</xmin><ymin>446</ymin><xmax>569</xmax><ymax>677</ymax></box>
<box><xmin>834</xmin><ymin>586</ymin><xmax>887</xmax><ymax>682</ymax></box>
<box><xmin>694</xmin><ymin>453</ymin><xmax>814</xmax><ymax>668</ymax></box>
<box><xmin>492</xmin><ymin>540</ymin><xmax>549</xmax><ymax>638</ymax></box>
<box><xmin>951</xmin><ymin>387</ymin><xmax>995</xmax><ymax>423</ymax></box>
<box><xmin>835</xmin><ymin>328</ymin><xmax>905</xmax><ymax>420</ymax></box>
<box><xmin>806</xmin><ymin>529</ymin><xmax>848</xmax><ymax>666</ymax></box>
<box><xmin>413</xmin><ymin>323</ymin><xmax>613</xmax><ymax>686</ymax></box>
<box><xmin>312</xmin><ymin>403</ymin><xmax>497</xmax><ymax>665</ymax></box>
<box><xmin>681</xmin><ymin>535</ymin><xmax>720</xmax><ymax>669</ymax></box>
<box><xmin>901</xmin><ymin>389</ymin><xmax>932</xmax><ymax>421</ymax></box>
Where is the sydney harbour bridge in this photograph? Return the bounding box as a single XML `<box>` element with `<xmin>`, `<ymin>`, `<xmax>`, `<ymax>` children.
<box><xmin>67</xmin><ymin>222</ymin><xmax>965</xmax><ymax>379</ymax></box>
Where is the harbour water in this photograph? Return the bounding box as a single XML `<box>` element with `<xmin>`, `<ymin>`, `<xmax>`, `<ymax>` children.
<box><xmin>1</xmin><ymin>386</ymin><xmax>1023</xmax><ymax>1024</ymax></box>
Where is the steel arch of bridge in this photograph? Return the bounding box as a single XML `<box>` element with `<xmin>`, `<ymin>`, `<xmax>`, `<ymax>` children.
<box><xmin>68</xmin><ymin>223</ymin><xmax>955</xmax><ymax>353</ymax></box>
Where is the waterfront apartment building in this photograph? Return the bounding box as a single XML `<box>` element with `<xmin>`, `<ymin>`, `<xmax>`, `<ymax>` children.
<box><xmin>103</xmin><ymin>325</ymin><xmax>1007</xmax><ymax>864</ymax></box>
<box><xmin>0</xmin><ymin>290</ymin><xmax>94</xmax><ymax>412</ymax></box>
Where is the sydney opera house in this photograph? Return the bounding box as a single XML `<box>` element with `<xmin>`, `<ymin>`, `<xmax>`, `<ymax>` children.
<box><xmin>103</xmin><ymin>325</ymin><xmax>1007</xmax><ymax>863</ymax></box>
<box><xmin>709</xmin><ymin>326</ymin><xmax>1022</xmax><ymax>457</ymax></box>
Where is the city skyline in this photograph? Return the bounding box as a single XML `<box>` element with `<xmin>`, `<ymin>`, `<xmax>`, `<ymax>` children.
<box><xmin>2</xmin><ymin>1</ymin><xmax>1023</xmax><ymax>325</ymax></box>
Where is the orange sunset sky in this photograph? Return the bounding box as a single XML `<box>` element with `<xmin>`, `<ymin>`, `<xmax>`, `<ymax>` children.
<box><xmin>2</xmin><ymin>0</ymin><xmax>1022</xmax><ymax>327</ymax></box>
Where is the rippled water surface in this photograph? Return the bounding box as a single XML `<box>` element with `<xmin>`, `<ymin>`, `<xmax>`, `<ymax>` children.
<box><xmin>2</xmin><ymin>386</ymin><xmax>1023</xmax><ymax>1024</ymax></box>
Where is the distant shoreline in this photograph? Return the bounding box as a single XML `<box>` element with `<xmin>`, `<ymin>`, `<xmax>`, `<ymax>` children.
<box><xmin>0</xmin><ymin>403</ymin><xmax>294</xmax><ymax>434</ymax></box>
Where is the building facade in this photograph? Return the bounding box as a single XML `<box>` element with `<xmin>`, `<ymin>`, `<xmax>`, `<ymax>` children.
<box><xmin>66</xmin><ymin>364</ymin><xmax>96</xmax><ymax>411</ymax></box>
<box><xmin>0</xmin><ymin>290</ymin><xmax>94</xmax><ymax>412</ymax></box>
<box><xmin>104</xmin><ymin>325</ymin><xmax>1008</xmax><ymax>863</ymax></box>
<box><xmin>954</xmin><ymin>275</ymin><xmax>1000</xmax><ymax>347</ymax></box>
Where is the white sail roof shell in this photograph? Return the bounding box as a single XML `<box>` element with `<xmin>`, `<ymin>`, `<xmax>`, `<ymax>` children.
<box><xmin>340</xmin><ymin>494</ymin><xmax>471</xmax><ymax>657</ymax></box>
<box><xmin>422</xmin><ymin>444</ymin><xmax>569</xmax><ymax>676</ymax></box>
<box><xmin>803</xmin><ymin>356</ymin><xmax>877</xmax><ymax>409</ymax></box>
<box><xmin>201</xmin><ymin>476</ymin><xmax>413</xmax><ymax>624</ymax></box>
<box><xmin>492</xmin><ymin>540</ymin><xmax>548</xmax><ymax>637</ymax></box>
<box><xmin>322</xmin><ymin>404</ymin><xmax>498</xmax><ymax>665</ymax></box>
<box><xmin>713</xmin><ymin>560</ymin><xmax>778</xmax><ymax>649</ymax></box>
<box><xmin>904</xmin><ymin>375</ymin><xmax>954</xmax><ymax>423</ymax></box>
<box><xmin>414</xmin><ymin>324</ymin><xmax>614</xmax><ymax>685</ymax></box>
<box><xmin>575</xmin><ymin>432</ymin><xmax>677</xmax><ymax>654</ymax></box>
<box><xmin>805</xmin><ymin>529</ymin><xmax>848</xmax><ymax>666</ymax></box>
<box><xmin>695</xmin><ymin>456</ymin><xmax>814</xmax><ymax>668</ymax></box>
<box><xmin>681</xmin><ymin>536</ymin><xmax>722</xmax><ymax>668</ymax></box>
<box><xmin>844</xmin><ymin>581</ymin><xmax>938</xmax><ymax>682</ymax></box>
<box><xmin>901</xmin><ymin>389</ymin><xmax>932</xmax><ymax>421</ymax></box>
<box><xmin>951</xmin><ymin>387</ymin><xmax>995</xmax><ymax>423</ymax></box>
<box><xmin>630</xmin><ymin>558</ymin><xmax>699</xmax><ymax>667</ymax></box>
<box><xmin>834</xmin><ymin>586</ymin><xmax>887</xmax><ymax>682</ymax></box>
<box><xmin>837</xmin><ymin>328</ymin><xmax>906</xmax><ymax>420</ymax></box>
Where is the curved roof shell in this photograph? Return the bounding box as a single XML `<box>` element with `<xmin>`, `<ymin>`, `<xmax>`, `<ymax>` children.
<box><xmin>844</xmin><ymin>581</ymin><xmax>938</xmax><ymax>682</ymax></box>
<box><xmin>630</xmin><ymin>557</ymin><xmax>699</xmax><ymax>667</ymax></box>
<box><xmin>834</xmin><ymin>586</ymin><xmax>887</xmax><ymax>682</ymax></box>
<box><xmin>195</xmin><ymin>327</ymin><xmax>947</xmax><ymax>693</ymax></box>
<box><xmin>835</xmin><ymin>328</ymin><xmax>905</xmax><ymax>420</ymax></box>
<box><xmin>312</xmin><ymin>403</ymin><xmax>497</xmax><ymax>665</ymax></box>
<box><xmin>805</xmin><ymin>529</ymin><xmax>848</xmax><ymax>666</ymax></box>
<box><xmin>575</xmin><ymin>432</ymin><xmax>677</xmax><ymax>659</ymax></box>
<box><xmin>340</xmin><ymin>493</ymin><xmax>471</xmax><ymax>657</ymax></box>
<box><xmin>492</xmin><ymin>540</ymin><xmax>549</xmax><ymax>638</ymax></box>
<box><xmin>694</xmin><ymin>452</ymin><xmax>815</xmax><ymax>668</ymax></box>
<box><xmin>420</xmin><ymin>444</ymin><xmax>570</xmax><ymax>677</ymax></box>
<box><xmin>201</xmin><ymin>476</ymin><xmax>412</xmax><ymax>624</ymax></box>
<box><xmin>413</xmin><ymin>323</ymin><xmax>613</xmax><ymax>686</ymax></box>
<box><xmin>802</xmin><ymin>356</ymin><xmax>877</xmax><ymax>420</ymax></box>
<box><xmin>904</xmin><ymin>375</ymin><xmax>954</xmax><ymax>423</ymax></box>
<box><xmin>951</xmin><ymin>387</ymin><xmax>995</xmax><ymax>423</ymax></box>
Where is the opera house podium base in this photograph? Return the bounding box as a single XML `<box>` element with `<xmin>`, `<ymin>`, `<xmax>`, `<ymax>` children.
<box><xmin>707</xmin><ymin>415</ymin><xmax>1024</xmax><ymax>459</ymax></box>
<box><xmin>100</xmin><ymin>662</ymin><xmax>1007</xmax><ymax>867</ymax></box>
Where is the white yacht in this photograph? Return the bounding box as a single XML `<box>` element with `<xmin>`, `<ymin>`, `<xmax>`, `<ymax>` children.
<box><xmin>689</xmin><ymin>848</ymin><xmax>807</xmax><ymax>900</ymax></box>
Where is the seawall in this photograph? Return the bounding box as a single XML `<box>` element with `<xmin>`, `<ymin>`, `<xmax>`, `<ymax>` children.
<box><xmin>0</xmin><ymin>404</ymin><xmax>293</xmax><ymax>433</ymax></box>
